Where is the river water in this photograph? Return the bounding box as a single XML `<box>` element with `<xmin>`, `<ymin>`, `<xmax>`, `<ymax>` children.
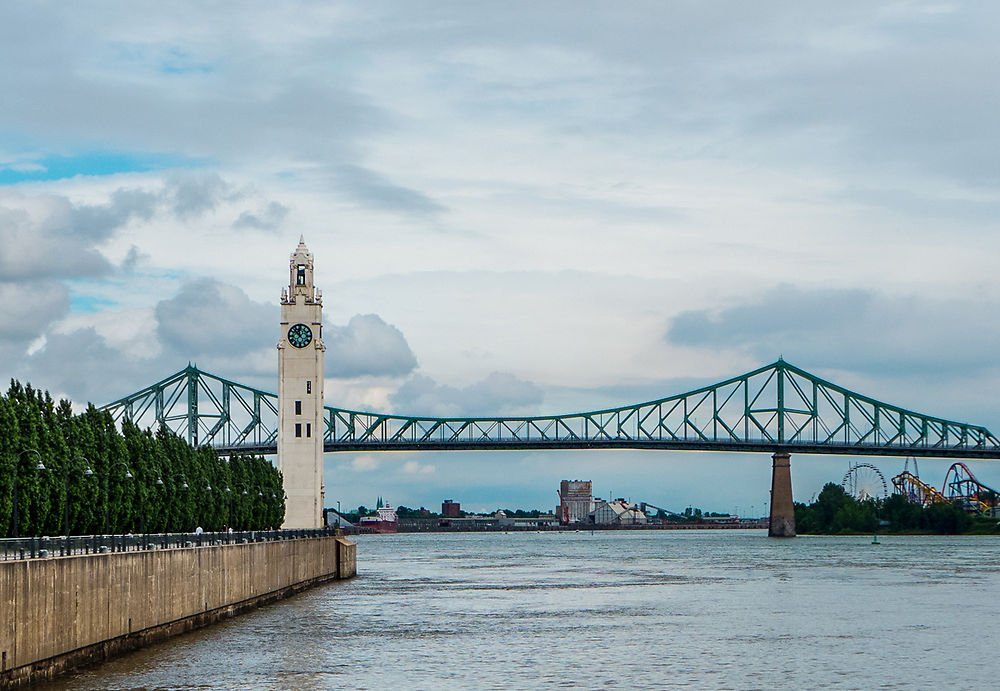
<box><xmin>40</xmin><ymin>530</ymin><xmax>1000</xmax><ymax>689</ymax></box>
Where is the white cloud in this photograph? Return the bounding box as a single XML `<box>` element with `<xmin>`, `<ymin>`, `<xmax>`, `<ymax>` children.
<box><xmin>233</xmin><ymin>201</ymin><xmax>289</xmax><ymax>231</ymax></box>
<box><xmin>325</xmin><ymin>313</ymin><xmax>417</xmax><ymax>379</ymax></box>
<box><xmin>0</xmin><ymin>281</ymin><xmax>70</xmax><ymax>347</ymax></box>
<box><xmin>155</xmin><ymin>278</ymin><xmax>276</xmax><ymax>357</ymax></box>
<box><xmin>401</xmin><ymin>460</ymin><xmax>435</xmax><ymax>475</ymax></box>
<box><xmin>350</xmin><ymin>455</ymin><xmax>380</xmax><ymax>472</ymax></box>
<box><xmin>667</xmin><ymin>284</ymin><xmax>1000</xmax><ymax>378</ymax></box>
<box><xmin>391</xmin><ymin>371</ymin><xmax>543</xmax><ymax>417</ymax></box>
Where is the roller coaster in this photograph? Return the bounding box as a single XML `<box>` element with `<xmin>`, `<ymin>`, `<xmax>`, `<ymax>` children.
<box><xmin>943</xmin><ymin>462</ymin><xmax>999</xmax><ymax>512</ymax></box>
<box><xmin>891</xmin><ymin>471</ymin><xmax>948</xmax><ymax>507</ymax></box>
<box><xmin>891</xmin><ymin>461</ymin><xmax>1000</xmax><ymax>513</ymax></box>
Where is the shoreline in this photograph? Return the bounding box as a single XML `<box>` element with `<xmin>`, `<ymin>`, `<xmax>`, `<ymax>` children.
<box><xmin>383</xmin><ymin>522</ymin><xmax>766</xmax><ymax>534</ymax></box>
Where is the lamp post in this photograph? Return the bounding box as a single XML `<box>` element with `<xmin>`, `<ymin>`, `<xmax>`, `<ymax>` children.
<box><xmin>60</xmin><ymin>457</ymin><xmax>95</xmax><ymax>538</ymax></box>
<box><xmin>233</xmin><ymin>482</ymin><xmax>252</xmax><ymax>531</ymax></box>
<box><xmin>104</xmin><ymin>462</ymin><xmax>133</xmax><ymax>535</ymax></box>
<box><xmin>204</xmin><ymin>481</ymin><xmax>213</xmax><ymax>532</ymax></box>
<box><xmin>169</xmin><ymin>474</ymin><xmax>190</xmax><ymax>532</ymax></box>
<box><xmin>150</xmin><ymin>475</ymin><xmax>167</xmax><ymax>534</ymax></box>
<box><xmin>11</xmin><ymin>449</ymin><xmax>46</xmax><ymax>538</ymax></box>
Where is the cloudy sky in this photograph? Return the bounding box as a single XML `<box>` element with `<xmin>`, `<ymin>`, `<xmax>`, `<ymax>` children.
<box><xmin>2</xmin><ymin>1</ymin><xmax>998</xmax><ymax>515</ymax></box>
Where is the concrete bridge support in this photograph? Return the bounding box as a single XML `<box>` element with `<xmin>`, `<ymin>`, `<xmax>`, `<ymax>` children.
<box><xmin>768</xmin><ymin>452</ymin><xmax>796</xmax><ymax>537</ymax></box>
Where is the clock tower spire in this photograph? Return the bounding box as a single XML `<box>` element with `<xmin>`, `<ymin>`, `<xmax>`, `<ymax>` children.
<box><xmin>278</xmin><ymin>236</ymin><xmax>325</xmax><ymax>529</ymax></box>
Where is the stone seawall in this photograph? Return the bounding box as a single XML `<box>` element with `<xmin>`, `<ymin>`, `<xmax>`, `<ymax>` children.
<box><xmin>0</xmin><ymin>535</ymin><xmax>356</xmax><ymax>688</ymax></box>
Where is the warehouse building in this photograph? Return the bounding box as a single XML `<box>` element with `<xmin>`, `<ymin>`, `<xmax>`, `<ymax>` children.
<box><xmin>590</xmin><ymin>498</ymin><xmax>647</xmax><ymax>526</ymax></box>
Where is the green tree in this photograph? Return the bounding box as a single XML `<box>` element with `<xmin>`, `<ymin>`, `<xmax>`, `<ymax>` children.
<box><xmin>0</xmin><ymin>379</ymin><xmax>286</xmax><ymax>537</ymax></box>
<box><xmin>925</xmin><ymin>501</ymin><xmax>972</xmax><ymax>534</ymax></box>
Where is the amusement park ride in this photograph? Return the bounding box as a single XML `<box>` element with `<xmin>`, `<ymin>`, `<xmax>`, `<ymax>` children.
<box><xmin>843</xmin><ymin>459</ymin><xmax>1000</xmax><ymax>515</ymax></box>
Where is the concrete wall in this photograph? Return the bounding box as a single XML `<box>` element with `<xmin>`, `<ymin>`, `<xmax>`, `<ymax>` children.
<box><xmin>0</xmin><ymin>535</ymin><xmax>355</xmax><ymax>688</ymax></box>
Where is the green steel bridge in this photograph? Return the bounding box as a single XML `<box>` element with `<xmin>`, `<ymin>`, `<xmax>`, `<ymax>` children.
<box><xmin>99</xmin><ymin>359</ymin><xmax>1000</xmax><ymax>460</ymax></box>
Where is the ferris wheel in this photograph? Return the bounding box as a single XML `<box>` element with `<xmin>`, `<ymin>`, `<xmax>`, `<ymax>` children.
<box><xmin>842</xmin><ymin>463</ymin><xmax>889</xmax><ymax>501</ymax></box>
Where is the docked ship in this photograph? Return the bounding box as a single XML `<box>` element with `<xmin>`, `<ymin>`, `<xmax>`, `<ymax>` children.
<box><xmin>359</xmin><ymin>497</ymin><xmax>398</xmax><ymax>534</ymax></box>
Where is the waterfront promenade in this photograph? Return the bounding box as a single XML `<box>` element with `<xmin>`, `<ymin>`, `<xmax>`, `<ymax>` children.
<box><xmin>1</xmin><ymin>531</ymin><xmax>355</xmax><ymax>688</ymax></box>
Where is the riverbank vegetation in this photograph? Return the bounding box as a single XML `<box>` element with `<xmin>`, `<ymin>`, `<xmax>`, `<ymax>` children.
<box><xmin>1</xmin><ymin>380</ymin><xmax>283</xmax><ymax>537</ymax></box>
<box><xmin>795</xmin><ymin>483</ymin><xmax>999</xmax><ymax>535</ymax></box>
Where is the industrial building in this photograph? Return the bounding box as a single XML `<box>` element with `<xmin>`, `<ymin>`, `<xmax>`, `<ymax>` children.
<box><xmin>557</xmin><ymin>480</ymin><xmax>595</xmax><ymax>524</ymax></box>
<box><xmin>496</xmin><ymin>510</ymin><xmax>560</xmax><ymax>529</ymax></box>
<box><xmin>441</xmin><ymin>499</ymin><xmax>461</xmax><ymax>517</ymax></box>
<box><xmin>590</xmin><ymin>499</ymin><xmax>647</xmax><ymax>526</ymax></box>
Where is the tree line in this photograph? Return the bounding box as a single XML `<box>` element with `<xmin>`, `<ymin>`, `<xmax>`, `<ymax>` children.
<box><xmin>795</xmin><ymin>482</ymin><xmax>997</xmax><ymax>535</ymax></box>
<box><xmin>1</xmin><ymin>379</ymin><xmax>284</xmax><ymax>537</ymax></box>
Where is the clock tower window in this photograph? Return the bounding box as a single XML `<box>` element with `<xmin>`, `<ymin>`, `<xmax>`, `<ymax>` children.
<box><xmin>295</xmin><ymin>400</ymin><xmax>302</xmax><ymax>415</ymax></box>
<box><xmin>296</xmin><ymin>265</ymin><xmax>306</xmax><ymax>286</ymax></box>
<box><xmin>295</xmin><ymin>423</ymin><xmax>302</xmax><ymax>438</ymax></box>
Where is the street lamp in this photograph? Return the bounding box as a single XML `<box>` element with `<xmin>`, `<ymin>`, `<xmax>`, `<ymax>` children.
<box><xmin>169</xmin><ymin>474</ymin><xmax>215</xmax><ymax>531</ymax></box>
<box><xmin>157</xmin><ymin>473</ymin><xmax>206</xmax><ymax>531</ymax></box>
<box><xmin>58</xmin><ymin>457</ymin><xmax>95</xmax><ymax>538</ymax></box>
<box><xmin>104</xmin><ymin>462</ymin><xmax>133</xmax><ymax>535</ymax></box>
<box><xmin>167</xmin><ymin>473</ymin><xmax>190</xmax><ymax>533</ymax></box>
<box><xmin>11</xmin><ymin>449</ymin><xmax>46</xmax><ymax>538</ymax></box>
<box><xmin>145</xmin><ymin>475</ymin><xmax>169</xmax><ymax>534</ymax></box>
<box><xmin>233</xmin><ymin>482</ymin><xmax>253</xmax><ymax>531</ymax></box>
<box><xmin>202</xmin><ymin>481</ymin><xmax>213</xmax><ymax>531</ymax></box>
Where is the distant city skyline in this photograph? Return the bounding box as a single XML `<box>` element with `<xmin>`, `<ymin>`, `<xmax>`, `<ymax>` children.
<box><xmin>2</xmin><ymin>2</ymin><xmax>998</xmax><ymax>511</ymax></box>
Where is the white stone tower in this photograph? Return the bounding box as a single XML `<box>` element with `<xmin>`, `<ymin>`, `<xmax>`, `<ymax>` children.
<box><xmin>278</xmin><ymin>236</ymin><xmax>325</xmax><ymax>529</ymax></box>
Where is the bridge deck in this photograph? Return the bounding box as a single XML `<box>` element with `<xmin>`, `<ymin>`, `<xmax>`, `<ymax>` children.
<box><xmin>208</xmin><ymin>440</ymin><xmax>1000</xmax><ymax>458</ymax></box>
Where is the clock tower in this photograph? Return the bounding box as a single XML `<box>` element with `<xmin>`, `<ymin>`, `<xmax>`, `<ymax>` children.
<box><xmin>278</xmin><ymin>236</ymin><xmax>325</xmax><ymax>529</ymax></box>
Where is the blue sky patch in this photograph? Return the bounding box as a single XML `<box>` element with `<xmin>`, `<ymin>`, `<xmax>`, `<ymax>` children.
<box><xmin>107</xmin><ymin>42</ymin><xmax>216</xmax><ymax>76</ymax></box>
<box><xmin>159</xmin><ymin>47</ymin><xmax>215</xmax><ymax>75</ymax></box>
<box><xmin>0</xmin><ymin>151</ymin><xmax>208</xmax><ymax>184</ymax></box>
<box><xmin>70</xmin><ymin>294</ymin><xmax>118</xmax><ymax>314</ymax></box>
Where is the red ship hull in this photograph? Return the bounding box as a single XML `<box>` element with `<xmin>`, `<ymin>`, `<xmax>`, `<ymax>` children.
<box><xmin>360</xmin><ymin>519</ymin><xmax>398</xmax><ymax>534</ymax></box>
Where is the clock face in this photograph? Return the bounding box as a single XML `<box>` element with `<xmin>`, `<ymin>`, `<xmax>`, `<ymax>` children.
<box><xmin>287</xmin><ymin>323</ymin><xmax>313</xmax><ymax>348</ymax></box>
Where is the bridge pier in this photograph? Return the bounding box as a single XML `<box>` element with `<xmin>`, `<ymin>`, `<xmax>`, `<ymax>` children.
<box><xmin>768</xmin><ymin>452</ymin><xmax>796</xmax><ymax>537</ymax></box>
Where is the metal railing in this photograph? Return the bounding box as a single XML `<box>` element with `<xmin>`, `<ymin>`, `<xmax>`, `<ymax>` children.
<box><xmin>0</xmin><ymin>528</ymin><xmax>336</xmax><ymax>561</ymax></box>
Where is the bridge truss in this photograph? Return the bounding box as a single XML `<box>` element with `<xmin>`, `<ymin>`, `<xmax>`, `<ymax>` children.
<box><xmin>98</xmin><ymin>359</ymin><xmax>1000</xmax><ymax>459</ymax></box>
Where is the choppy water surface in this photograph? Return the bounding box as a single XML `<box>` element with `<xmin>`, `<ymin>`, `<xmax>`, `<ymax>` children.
<box><xmin>41</xmin><ymin>530</ymin><xmax>1000</xmax><ymax>689</ymax></box>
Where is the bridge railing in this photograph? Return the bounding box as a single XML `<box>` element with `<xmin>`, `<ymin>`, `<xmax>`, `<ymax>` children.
<box><xmin>0</xmin><ymin>528</ymin><xmax>336</xmax><ymax>561</ymax></box>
